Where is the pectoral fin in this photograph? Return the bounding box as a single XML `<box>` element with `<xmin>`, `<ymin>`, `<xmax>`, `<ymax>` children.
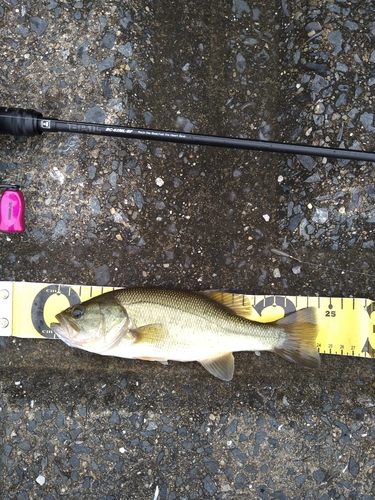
<box><xmin>131</xmin><ymin>323</ymin><xmax>168</xmax><ymax>343</ymax></box>
<box><xmin>199</xmin><ymin>353</ymin><xmax>234</xmax><ymax>381</ymax></box>
<box><xmin>131</xmin><ymin>324</ymin><xmax>169</xmax><ymax>364</ymax></box>
<box><xmin>201</xmin><ymin>290</ymin><xmax>253</xmax><ymax>320</ymax></box>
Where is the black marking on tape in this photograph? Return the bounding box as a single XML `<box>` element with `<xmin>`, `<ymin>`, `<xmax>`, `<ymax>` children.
<box><xmin>253</xmin><ymin>296</ymin><xmax>296</xmax><ymax>317</ymax></box>
<box><xmin>361</xmin><ymin>338</ymin><xmax>375</xmax><ymax>358</ymax></box>
<box><xmin>366</xmin><ymin>301</ymin><xmax>375</xmax><ymax>318</ymax></box>
<box><xmin>31</xmin><ymin>285</ymin><xmax>80</xmax><ymax>338</ymax></box>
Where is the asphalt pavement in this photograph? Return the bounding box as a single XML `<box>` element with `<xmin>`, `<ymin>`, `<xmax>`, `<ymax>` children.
<box><xmin>1</xmin><ymin>0</ymin><xmax>375</xmax><ymax>499</ymax></box>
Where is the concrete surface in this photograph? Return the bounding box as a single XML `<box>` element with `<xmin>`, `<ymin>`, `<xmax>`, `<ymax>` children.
<box><xmin>1</xmin><ymin>0</ymin><xmax>375</xmax><ymax>498</ymax></box>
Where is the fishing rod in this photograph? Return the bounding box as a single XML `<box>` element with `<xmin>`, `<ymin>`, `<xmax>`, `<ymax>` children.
<box><xmin>1</xmin><ymin>106</ymin><xmax>375</xmax><ymax>162</ymax></box>
<box><xmin>0</xmin><ymin>105</ymin><xmax>374</xmax><ymax>234</ymax></box>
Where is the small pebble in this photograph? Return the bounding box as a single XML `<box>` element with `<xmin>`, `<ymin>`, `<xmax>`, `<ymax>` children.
<box><xmin>52</xmin><ymin>220</ymin><xmax>67</xmax><ymax>238</ymax></box>
<box><xmin>84</xmin><ymin>107</ymin><xmax>106</xmax><ymax>124</ymax></box>
<box><xmin>292</xmin><ymin>265</ymin><xmax>301</xmax><ymax>274</ymax></box>
<box><xmin>312</xmin><ymin>208</ymin><xmax>329</xmax><ymax>224</ymax></box>
<box><xmin>94</xmin><ymin>264</ymin><xmax>111</xmax><ymax>286</ymax></box>
<box><xmin>273</xmin><ymin>268</ymin><xmax>281</xmax><ymax>278</ymax></box>
<box><xmin>30</xmin><ymin>17</ymin><xmax>48</xmax><ymax>36</ymax></box>
<box><xmin>348</xmin><ymin>456</ymin><xmax>359</xmax><ymax>477</ymax></box>
<box><xmin>99</xmin><ymin>56</ymin><xmax>115</xmax><ymax>72</ymax></box>
<box><xmin>236</xmin><ymin>53</ymin><xmax>246</xmax><ymax>73</ymax></box>
<box><xmin>133</xmin><ymin>189</ymin><xmax>145</xmax><ymax>210</ymax></box>
<box><xmin>118</xmin><ymin>42</ymin><xmax>133</xmax><ymax>57</ymax></box>
<box><xmin>36</xmin><ymin>475</ymin><xmax>46</xmax><ymax>486</ymax></box>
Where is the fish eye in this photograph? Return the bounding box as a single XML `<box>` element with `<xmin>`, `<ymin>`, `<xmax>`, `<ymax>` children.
<box><xmin>71</xmin><ymin>305</ymin><xmax>85</xmax><ymax>319</ymax></box>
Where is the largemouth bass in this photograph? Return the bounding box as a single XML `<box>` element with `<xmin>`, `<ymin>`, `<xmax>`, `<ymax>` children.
<box><xmin>50</xmin><ymin>288</ymin><xmax>320</xmax><ymax>381</ymax></box>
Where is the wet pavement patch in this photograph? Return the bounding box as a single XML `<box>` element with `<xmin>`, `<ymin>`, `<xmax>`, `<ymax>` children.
<box><xmin>1</xmin><ymin>0</ymin><xmax>375</xmax><ymax>498</ymax></box>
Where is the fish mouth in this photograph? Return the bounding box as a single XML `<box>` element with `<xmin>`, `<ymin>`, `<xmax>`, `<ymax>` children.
<box><xmin>50</xmin><ymin>313</ymin><xmax>126</xmax><ymax>352</ymax></box>
<box><xmin>50</xmin><ymin>314</ymin><xmax>79</xmax><ymax>347</ymax></box>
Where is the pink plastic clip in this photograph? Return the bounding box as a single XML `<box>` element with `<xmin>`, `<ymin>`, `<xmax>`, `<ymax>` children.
<box><xmin>0</xmin><ymin>188</ymin><xmax>25</xmax><ymax>233</ymax></box>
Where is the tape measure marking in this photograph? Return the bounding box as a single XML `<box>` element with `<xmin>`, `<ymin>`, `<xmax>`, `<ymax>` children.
<box><xmin>31</xmin><ymin>285</ymin><xmax>81</xmax><ymax>338</ymax></box>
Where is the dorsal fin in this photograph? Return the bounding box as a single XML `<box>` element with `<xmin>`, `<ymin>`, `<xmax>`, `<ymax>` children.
<box><xmin>200</xmin><ymin>291</ymin><xmax>253</xmax><ymax>320</ymax></box>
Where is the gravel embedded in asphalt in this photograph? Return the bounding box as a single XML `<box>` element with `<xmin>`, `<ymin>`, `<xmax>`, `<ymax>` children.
<box><xmin>1</xmin><ymin>0</ymin><xmax>375</xmax><ymax>499</ymax></box>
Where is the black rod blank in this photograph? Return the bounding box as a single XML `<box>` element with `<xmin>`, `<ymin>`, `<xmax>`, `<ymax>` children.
<box><xmin>1</xmin><ymin>106</ymin><xmax>375</xmax><ymax>162</ymax></box>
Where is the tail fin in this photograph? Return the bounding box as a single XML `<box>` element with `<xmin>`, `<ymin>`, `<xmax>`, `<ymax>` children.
<box><xmin>273</xmin><ymin>308</ymin><xmax>320</xmax><ymax>368</ymax></box>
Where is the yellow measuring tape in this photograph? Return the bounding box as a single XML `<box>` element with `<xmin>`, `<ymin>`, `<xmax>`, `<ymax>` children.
<box><xmin>0</xmin><ymin>281</ymin><xmax>374</xmax><ymax>359</ymax></box>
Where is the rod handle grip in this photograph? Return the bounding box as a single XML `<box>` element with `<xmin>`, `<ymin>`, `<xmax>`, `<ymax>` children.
<box><xmin>0</xmin><ymin>107</ymin><xmax>43</xmax><ymax>136</ymax></box>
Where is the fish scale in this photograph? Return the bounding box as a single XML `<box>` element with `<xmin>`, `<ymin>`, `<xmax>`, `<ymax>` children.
<box><xmin>109</xmin><ymin>289</ymin><xmax>280</xmax><ymax>357</ymax></box>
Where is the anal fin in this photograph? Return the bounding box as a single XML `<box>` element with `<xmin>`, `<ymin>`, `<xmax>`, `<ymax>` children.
<box><xmin>199</xmin><ymin>353</ymin><xmax>234</xmax><ymax>381</ymax></box>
